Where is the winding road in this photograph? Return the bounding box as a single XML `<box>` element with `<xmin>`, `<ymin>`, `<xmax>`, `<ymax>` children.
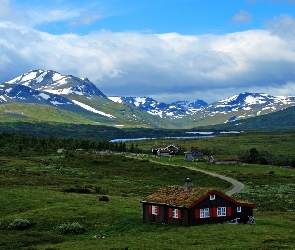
<box><xmin>146</xmin><ymin>158</ymin><xmax>244</xmax><ymax>196</ymax></box>
<box><xmin>183</xmin><ymin>166</ymin><xmax>244</xmax><ymax>196</ymax></box>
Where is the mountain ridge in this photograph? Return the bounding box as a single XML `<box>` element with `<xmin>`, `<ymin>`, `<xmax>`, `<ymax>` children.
<box><xmin>2</xmin><ymin>69</ymin><xmax>295</xmax><ymax>129</ymax></box>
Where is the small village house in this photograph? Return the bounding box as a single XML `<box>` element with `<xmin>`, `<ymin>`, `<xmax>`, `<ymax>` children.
<box><xmin>209</xmin><ymin>155</ymin><xmax>239</xmax><ymax>164</ymax></box>
<box><xmin>151</xmin><ymin>144</ymin><xmax>179</xmax><ymax>156</ymax></box>
<box><xmin>141</xmin><ymin>178</ymin><xmax>255</xmax><ymax>226</ymax></box>
<box><xmin>184</xmin><ymin>148</ymin><xmax>204</xmax><ymax>161</ymax></box>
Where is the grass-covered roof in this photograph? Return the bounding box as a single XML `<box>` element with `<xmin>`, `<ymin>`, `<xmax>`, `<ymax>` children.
<box><xmin>145</xmin><ymin>186</ymin><xmax>215</xmax><ymax>207</ymax></box>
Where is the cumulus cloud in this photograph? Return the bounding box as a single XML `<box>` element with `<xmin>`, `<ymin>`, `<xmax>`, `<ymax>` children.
<box><xmin>1</xmin><ymin>14</ymin><xmax>295</xmax><ymax>103</ymax></box>
<box><xmin>266</xmin><ymin>14</ymin><xmax>295</xmax><ymax>39</ymax></box>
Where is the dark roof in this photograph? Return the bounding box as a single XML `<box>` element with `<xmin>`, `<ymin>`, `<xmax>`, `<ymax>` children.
<box><xmin>143</xmin><ymin>186</ymin><xmax>255</xmax><ymax>208</ymax></box>
<box><xmin>210</xmin><ymin>155</ymin><xmax>239</xmax><ymax>161</ymax></box>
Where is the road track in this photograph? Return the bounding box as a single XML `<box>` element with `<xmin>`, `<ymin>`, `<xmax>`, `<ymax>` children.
<box><xmin>183</xmin><ymin>166</ymin><xmax>244</xmax><ymax>196</ymax></box>
<box><xmin>146</xmin><ymin>158</ymin><xmax>244</xmax><ymax>196</ymax></box>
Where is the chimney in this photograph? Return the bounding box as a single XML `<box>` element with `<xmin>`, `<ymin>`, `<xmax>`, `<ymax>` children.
<box><xmin>184</xmin><ymin>178</ymin><xmax>193</xmax><ymax>191</ymax></box>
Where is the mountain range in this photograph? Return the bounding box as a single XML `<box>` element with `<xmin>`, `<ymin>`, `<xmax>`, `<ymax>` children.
<box><xmin>1</xmin><ymin>69</ymin><xmax>295</xmax><ymax>129</ymax></box>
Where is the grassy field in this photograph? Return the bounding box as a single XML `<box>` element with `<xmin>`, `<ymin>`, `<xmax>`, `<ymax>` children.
<box><xmin>125</xmin><ymin>131</ymin><xmax>295</xmax><ymax>157</ymax></box>
<box><xmin>1</xmin><ymin>132</ymin><xmax>295</xmax><ymax>249</ymax></box>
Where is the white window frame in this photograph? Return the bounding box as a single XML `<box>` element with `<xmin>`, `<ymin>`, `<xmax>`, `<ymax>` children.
<box><xmin>217</xmin><ymin>207</ymin><xmax>226</xmax><ymax>217</ymax></box>
<box><xmin>172</xmin><ymin>208</ymin><xmax>178</xmax><ymax>218</ymax></box>
<box><xmin>210</xmin><ymin>194</ymin><xmax>215</xmax><ymax>200</ymax></box>
<box><xmin>151</xmin><ymin>205</ymin><xmax>158</xmax><ymax>215</ymax></box>
<box><xmin>237</xmin><ymin>206</ymin><xmax>242</xmax><ymax>212</ymax></box>
<box><xmin>200</xmin><ymin>208</ymin><xmax>210</xmax><ymax>218</ymax></box>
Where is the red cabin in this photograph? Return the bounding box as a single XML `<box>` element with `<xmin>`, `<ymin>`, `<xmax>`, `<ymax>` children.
<box><xmin>141</xmin><ymin>185</ymin><xmax>255</xmax><ymax>226</ymax></box>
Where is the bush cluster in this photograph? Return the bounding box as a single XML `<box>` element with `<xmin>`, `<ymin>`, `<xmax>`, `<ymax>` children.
<box><xmin>7</xmin><ymin>218</ymin><xmax>32</xmax><ymax>230</ymax></box>
<box><xmin>62</xmin><ymin>186</ymin><xmax>91</xmax><ymax>194</ymax></box>
<box><xmin>56</xmin><ymin>222</ymin><xmax>85</xmax><ymax>235</ymax></box>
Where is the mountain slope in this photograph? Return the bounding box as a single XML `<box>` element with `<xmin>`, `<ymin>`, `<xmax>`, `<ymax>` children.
<box><xmin>2</xmin><ymin>70</ymin><xmax>172</xmax><ymax>128</ymax></box>
<box><xmin>174</xmin><ymin>92</ymin><xmax>295</xmax><ymax>128</ymax></box>
<box><xmin>2</xmin><ymin>69</ymin><xmax>295</xmax><ymax>129</ymax></box>
<box><xmin>109</xmin><ymin>93</ymin><xmax>295</xmax><ymax>128</ymax></box>
<box><xmin>201</xmin><ymin>105</ymin><xmax>295</xmax><ymax>131</ymax></box>
<box><xmin>7</xmin><ymin>69</ymin><xmax>106</xmax><ymax>97</ymax></box>
<box><xmin>108</xmin><ymin>96</ymin><xmax>208</xmax><ymax>118</ymax></box>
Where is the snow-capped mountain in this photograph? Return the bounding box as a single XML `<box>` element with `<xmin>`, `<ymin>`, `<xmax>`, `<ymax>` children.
<box><xmin>108</xmin><ymin>96</ymin><xmax>208</xmax><ymax>118</ymax></box>
<box><xmin>1</xmin><ymin>70</ymin><xmax>119</xmax><ymax>119</ymax></box>
<box><xmin>0</xmin><ymin>83</ymin><xmax>73</xmax><ymax>106</ymax></box>
<box><xmin>7</xmin><ymin>69</ymin><xmax>105</xmax><ymax>97</ymax></box>
<box><xmin>203</xmin><ymin>92</ymin><xmax>295</xmax><ymax>123</ymax></box>
<box><xmin>2</xmin><ymin>69</ymin><xmax>295</xmax><ymax>128</ymax></box>
<box><xmin>108</xmin><ymin>92</ymin><xmax>295</xmax><ymax>124</ymax></box>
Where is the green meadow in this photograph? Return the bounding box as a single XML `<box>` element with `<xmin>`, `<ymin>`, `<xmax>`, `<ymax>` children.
<box><xmin>0</xmin><ymin>132</ymin><xmax>295</xmax><ymax>249</ymax></box>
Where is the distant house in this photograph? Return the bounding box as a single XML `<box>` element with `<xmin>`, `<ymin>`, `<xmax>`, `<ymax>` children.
<box><xmin>184</xmin><ymin>149</ymin><xmax>204</xmax><ymax>161</ymax></box>
<box><xmin>141</xmin><ymin>179</ymin><xmax>255</xmax><ymax>226</ymax></box>
<box><xmin>151</xmin><ymin>144</ymin><xmax>179</xmax><ymax>156</ymax></box>
<box><xmin>209</xmin><ymin>155</ymin><xmax>239</xmax><ymax>164</ymax></box>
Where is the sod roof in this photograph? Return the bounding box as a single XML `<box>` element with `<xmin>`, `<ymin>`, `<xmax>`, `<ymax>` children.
<box><xmin>144</xmin><ymin>185</ymin><xmax>255</xmax><ymax>208</ymax></box>
<box><xmin>145</xmin><ymin>186</ymin><xmax>215</xmax><ymax>207</ymax></box>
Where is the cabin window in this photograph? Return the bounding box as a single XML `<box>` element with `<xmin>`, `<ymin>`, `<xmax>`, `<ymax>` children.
<box><xmin>237</xmin><ymin>206</ymin><xmax>242</xmax><ymax>212</ymax></box>
<box><xmin>172</xmin><ymin>208</ymin><xmax>178</xmax><ymax>218</ymax></box>
<box><xmin>210</xmin><ymin>194</ymin><xmax>215</xmax><ymax>200</ymax></box>
<box><xmin>151</xmin><ymin>205</ymin><xmax>158</xmax><ymax>215</ymax></box>
<box><xmin>200</xmin><ymin>208</ymin><xmax>210</xmax><ymax>218</ymax></box>
<box><xmin>169</xmin><ymin>208</ymin><xmax>181</xmax><ymax>219</ymax></box>
<box><xmin>217</xmin><ymin>207</ymin><xmax>226</xmax><ymax>216</ymax></box>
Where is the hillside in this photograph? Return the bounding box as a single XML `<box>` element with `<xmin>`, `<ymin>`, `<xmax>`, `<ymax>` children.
<box><xmin>1</xmin><ymin>70</ymin><xmax>172</xmax><ymax>128</ymax></box>
<box><xmin>0</xmin><ymin>133</ymin><xmax>295</xmax><ymax>249</ymax></box>
<box><xmin>200</xmin><ymin>105</ymin><xmax>295</xmax><ymax>131</ymax></box>
<box><xmin>1</xmin><ymin>69</ymin><xmax>295</xmax><ymax>130</ymax></box>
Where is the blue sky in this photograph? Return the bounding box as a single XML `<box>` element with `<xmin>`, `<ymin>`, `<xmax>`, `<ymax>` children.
<box><xmin>1</xmin><ymin>0</ymin><xmax>295</xmax><ymax>103</ymax></box>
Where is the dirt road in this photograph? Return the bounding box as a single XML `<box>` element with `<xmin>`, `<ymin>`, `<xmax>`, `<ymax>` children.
<box><xmin>184</xmin><ymin>166</ymin><xmax>244</xmax><ymax>196</ymax></box>
<box><xmin>145</xmin><ymin>158</ymin><xmax>244</xmax><ymax>196</ymax></box>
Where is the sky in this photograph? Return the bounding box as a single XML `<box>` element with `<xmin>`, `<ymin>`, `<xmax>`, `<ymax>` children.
<box><xmin>1</xmin><ymin>0</ymin><xmax>295</xmax><ymax>103</ymax></box>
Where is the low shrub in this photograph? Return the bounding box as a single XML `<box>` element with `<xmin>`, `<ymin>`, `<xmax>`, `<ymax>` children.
<box><xmin>98</xmin><ymin>195</ymin><xmax>109</xmax><ymax>202</ymax></box>
<box><xmin>62</xmin><ymin>186</ymin><xmax>91</xmax><ymax>194</ymax></box>
<box><xmin>56</xmin><ymin>222</ymin><xmax>85</xmax><ymax>235</ymax></box>
<box><xmin>7</xmin><ymin>218</ymin><xmax>32</xmax><ymax>230</ymax></box>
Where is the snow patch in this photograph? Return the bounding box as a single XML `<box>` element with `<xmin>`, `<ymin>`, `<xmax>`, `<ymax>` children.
<box><xmin>244</xmin><ymin>95</ymin><xmax>266</xmax><ymax>104</ymax></box>
<box><xmin>134</xmin><ymin>97</ymin><xmax>147</xmax><ymax>106</ymax></box>
<box><xmin>7</xmin><ymin>75</ymin><xmax>22</xmax><ymax>84</ymax></box>
<box><xmin>0</xmin><ymin>96</ymin><xmax>7</xmax><ymax>102</ymax></box>
<box><xmin>38</xmin><ymin>93</ymin><xmax>51</xmax><ymax>100</ymax></box>
<box><xmin>45</xmin><ymin>87</ymin><xmax>83</xmax><ymax>95</ymax></box>
<box><xmin>108</xmin><ymin>96</ymin><xmax>123</xmax><ymax>103</ymax></box>
<box><xmin>36</xmin><ymin>72</ymin><xmax>47</xmax><ymax>83</ymax></box>
<box><xmin>22</xmin><ymin>71</ymin><xmax>37</xmax><ymax>82</ymax></box>
<box><xmin>72</xmin><ymin>100</ymin><xmax>116</xmax><ymax>118</ymax></box>
<box><xmin>219</xmin><ymin>95</ymin><xmax>238</xmax><ymax>103</ymax></box>
<box><xmin>52</xmin><ymin>73</ymin><xmax>64</xmax><ymax>82</ymax></box>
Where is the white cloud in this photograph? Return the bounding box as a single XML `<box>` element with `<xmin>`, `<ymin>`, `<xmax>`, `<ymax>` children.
<box><xmin>0</xmin><ymin>0</ymin><xmax>106</xmax><ymax>29</ymax></box>
<box><xmin>266</xmin><ymin>14</ymin><xmax>295</xmax><ymax>40</ymax></box>
<box><xmin>1</xmin><ymin>15</ymin><xmax>295</xmax><ymax>103</ymax></box>
<box><xmin>233</xmin><ymin>10</ymin><xmax>253</xmax><ymax>23</ymax></box>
